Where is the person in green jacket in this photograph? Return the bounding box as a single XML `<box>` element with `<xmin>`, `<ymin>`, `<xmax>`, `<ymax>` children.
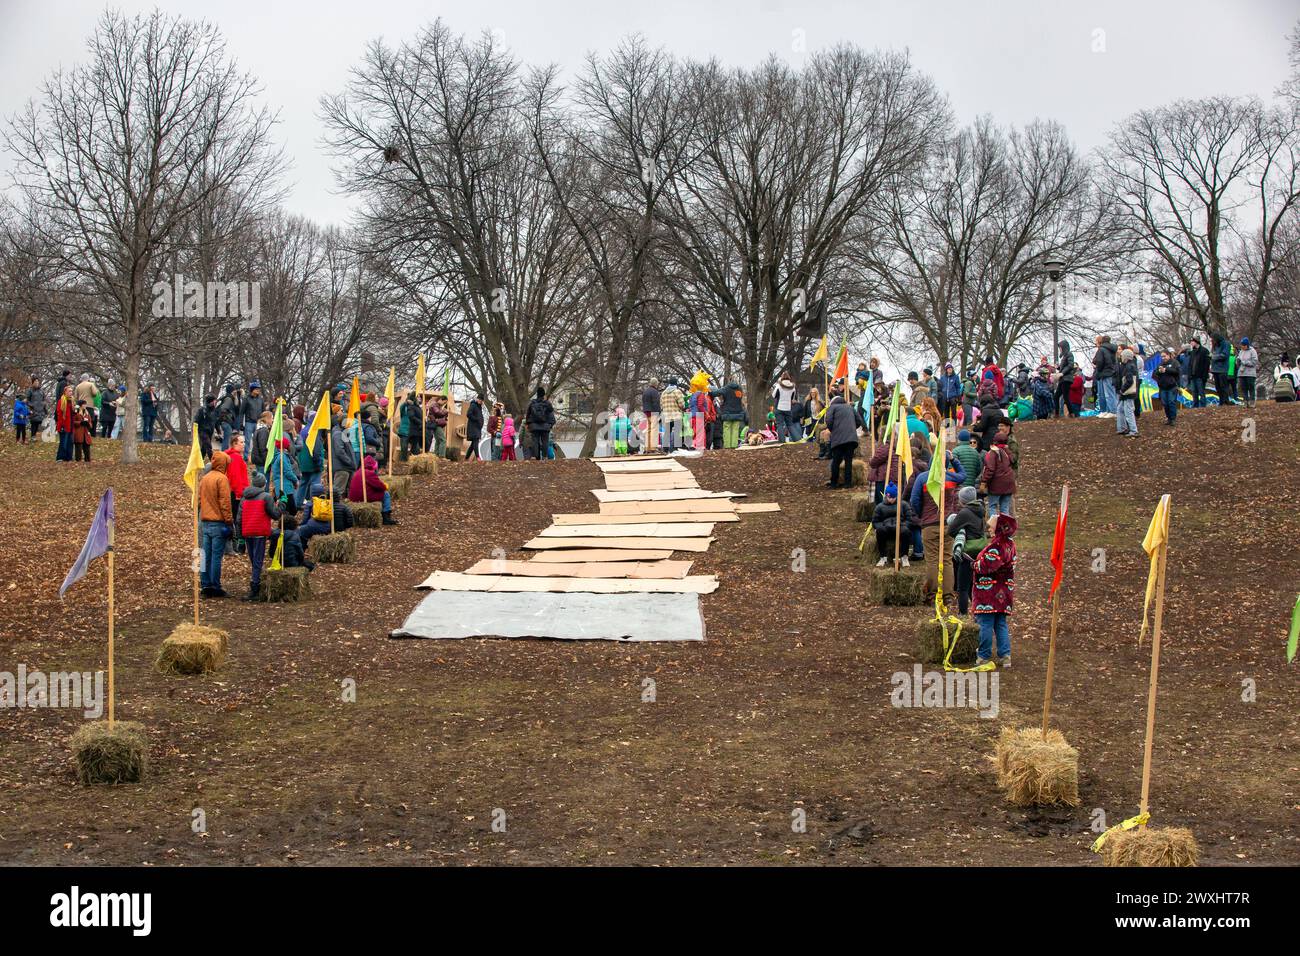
<box><xmin>951</xmin><ymin>429</ymin><xmax>982</xmax><ymax>488</ymax></box>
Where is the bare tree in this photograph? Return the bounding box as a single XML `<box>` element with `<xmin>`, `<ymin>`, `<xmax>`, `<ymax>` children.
<box><xmin>3</xmin><ymin>9</ymin><xmax>283</xmax><ymax>463</ymax></box>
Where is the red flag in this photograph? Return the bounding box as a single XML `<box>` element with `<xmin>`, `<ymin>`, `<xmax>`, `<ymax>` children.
<box><xmin>832</xmin><ymin>340</ymin><xmax>849</xmax><ymax>382</ymax></box>
<box><xmin>1049</xmin><ymin>484</ymin><xmax>1069</xmax><ymax>598</ymax></box>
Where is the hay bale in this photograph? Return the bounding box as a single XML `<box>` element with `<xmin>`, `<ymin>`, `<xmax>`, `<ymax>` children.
<box><xmin>310</xmin><ymin>531</ymin><xmax>356</xmax><ymax>564</ymax></box>
<box><xmin>852</xmin><ymin>493</ymin><xmax>873</xmax><ymax>523</ymax></box>
<box><xmin>858</xmin><ymin>533</ymin><xmax>880</xmax><ymax>564</ymax></box>
<box><xmin>993</xmin><ymin>727</ymin><xmax>1081</xmax><ymax>807</ymax></box>
<box><xmin>915</xmin><ymin>617</ymin><xmax>978</xmax><ymax>666</ymax></box>
<box><xmin>70</xmin><ymin>721</ymin><xmax>147</xmax><ymax>785</ymax></box>
<box><xmin>155</xmin><ymin>623</ymin><xmax>228</xmax><ymax>675</ymax></box>
<box><xmin>408</xmin><ymin>453</ymin><xmax>439</xmax><ymax>475</ymax></box>
<box><xmin>260</xmin><ymin>567</ymin><xmax>311</xmax><ymax>603</ymax></box>
<box><xmin>352</xmin><ymin>501</ymin><xmax>382</xmax><ymax>528</ymax></box>
<box><xmin>850</xmin><ymin>458</ymin><xmax>866</xmax><ymax>487</ymax></box>
<box><xmin>386</xmin><ymin>475</ymin><xmax>412</xmax><ymax>501</ymax></box>
<box><xmin>867</xmin><ymin>567</ymin><xmax>925</xmax><ymax>605</ymax></box>
<box><xmin>1101</xmin><ymin>826</ymin><xmax>1199</xmax><ymax>867</ymax></box>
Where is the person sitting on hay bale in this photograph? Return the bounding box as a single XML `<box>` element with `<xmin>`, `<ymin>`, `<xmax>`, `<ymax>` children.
<box><xmin>972</xmin><ymin>512</ymin><xmax>1017</xmax><ymax>668</ymax></box>
<box><xmin>823</xmin><ymin>393</ymin><xmax>865</xmax><ymax>489</ymax></box>
<box><xmin>347</xmin><ymin>454</ymin><xmax>399</xmax><ymax>526</ymax></box>
<box><xmin>296</xmin><ymin>479</ymin><xmax>353</xmax><ymax>551</ymax></box>
<box><xmin>871</xmin><ymin>483</ymin><xmax>915</xmax><ymax>567</ymax></box>
<box><xmin>239</xmin><ymin>471</ymin><xmax>283</xmax><ymax>601</ymax></box>
<box><xmin>945</xmin><ymin>486</ymin><xmax>986</xmax><ymax>615</ymax></box>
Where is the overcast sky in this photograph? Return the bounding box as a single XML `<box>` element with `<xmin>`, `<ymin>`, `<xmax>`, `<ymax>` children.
<box><xmin>2</xmin><ymin>0</ymin><xmax>1295</xmax><ymax>228</ymax></box>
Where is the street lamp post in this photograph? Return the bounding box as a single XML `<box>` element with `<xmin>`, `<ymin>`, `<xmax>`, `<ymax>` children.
<box><xmin>1042</xmin><ymin>258</ymin><xmax>1067</xmax><ymax>358</ymax></box>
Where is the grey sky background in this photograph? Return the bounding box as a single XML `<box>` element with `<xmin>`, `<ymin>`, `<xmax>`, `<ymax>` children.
<box><xmin>2</xmin><ymin>0</ymin><xmax>1296</xmax><ymax>229</ymax></box>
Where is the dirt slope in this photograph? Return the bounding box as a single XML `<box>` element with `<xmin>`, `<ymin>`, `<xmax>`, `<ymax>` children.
<box><xmin>0</xmin><ymin>404</ymin><xmax>1295</xmax><ymax>865</ymax></box>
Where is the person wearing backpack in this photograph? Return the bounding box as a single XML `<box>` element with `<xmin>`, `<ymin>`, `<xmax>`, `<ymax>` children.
<box><xmin>1274</xmin><ymin>356</ymin><xmax>1299</xmax><ymax>402</ymax></box>
<box><xmin>12</xmin><ymin>394</ymin><xmax>30</xmax><ymax>444</ymax></box>
<box><xmin>947</xmin><ymin>486</ymin><xmax>987</xmax><ymax>615</ymax></box>
<box><xmin>980</xmin><ymin>434</ymin><xmax>1016</xmax><ymax>516</ymax></box>
<box><xmin>1115</xmin><ymin>347</ymin><xmax>1140</xmax><ymax>437</ymax></box>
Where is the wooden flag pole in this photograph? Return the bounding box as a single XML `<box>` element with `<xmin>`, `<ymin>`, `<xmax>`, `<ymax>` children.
<box><xmin>1137</xmin><ymin>537</ymin><xmax>1169</xmax><ymax>825</ymax></box>
<box><xmin>388</xmin><ymin>401</ymin><xmax>395</xmax><ymax>480</ymax></box>
<box><xmin>1041</xmin><ymin>589</ymin><xmax>1061</xmax><ymax>738</ymax></box>
<box><xmin>893</xmin><ymin>428</ymin><xmax>904</xmax><ymax>573</ymax></box>
<box><xmin>326</xmin><ymin>429</ymin><xmax>336</xmax><ymax>535</ymax></box>
<box><xmin>936</xmin><ymin>461</ymin><xmax>946</xmax><ymax>608</ymax></box>
<box><xmin>192</xmin><ymin>483</ymin><xmax>200</xmax><ymax>626</ymax></box>
<box><xmin>107</xmin><ymin>511</ymin><xmax>116</xmax><ymax>730</ymax></box>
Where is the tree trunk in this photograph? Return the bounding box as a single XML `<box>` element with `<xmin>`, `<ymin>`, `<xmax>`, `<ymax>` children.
<box><xmin>121</xmin><ymin>309</ymin><xmax>142</xmax><ymax>465</ymax></box>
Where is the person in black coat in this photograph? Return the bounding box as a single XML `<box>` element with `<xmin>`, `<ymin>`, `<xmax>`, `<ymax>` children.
<box><xmin>465</xmin><ymin>396</ymin><xmax>485</xmax><ymax>461</ymax></box>
<box><xmin>946</xmin><ymin>487</ymin><xmax>986</xmax><ymax>613</ymax></box>
<box><xmin>871</xmin><ymin>483</ymin><xmax>916</xmax><ymax>565</ymax></box>
<box><xmin>823</xmin><ymin>395</ymin><xmax>865</xmax><ymax>489</ymax></box>
<box><xmin>1154</xmin><ymin>349</ymin><xmax>1182</xmax><ymax>425</ymax></box>
<box><xmin>525</xmin><ymin>387</ymin><xmax>556</xmax><ymax>460</ymax></box>
<box><xmin>1186</xmin><ymin>336</ymin><xmax>1211</xmax><ymax>407</ymax></box>
<box><xmin>1055</xmin><ymin>340</ymin><xmax>1077</xmax><ymax>417</ymax></box>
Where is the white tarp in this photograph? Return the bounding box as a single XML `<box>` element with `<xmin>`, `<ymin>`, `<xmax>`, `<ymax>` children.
<box><xmin>390</xmin><ymin>590</ymin><xmax>706</xmax><ymax>642</ymax></box>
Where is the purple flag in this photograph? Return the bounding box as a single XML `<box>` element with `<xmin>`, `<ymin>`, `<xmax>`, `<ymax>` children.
<box><xmin>60</xmin><ymin>488</ymin><xmax>114</xmax><ymax>598</ymax></box>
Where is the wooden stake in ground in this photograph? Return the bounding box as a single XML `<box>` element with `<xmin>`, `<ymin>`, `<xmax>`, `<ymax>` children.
<box><xmin>192</xmin><ymin>484</ymin><xmax>200</xmax><ymax>626</ymax></box>
<box><xmin>326</xmin><ymin>429</ymin><xmax>336</xmax><ymax>534</ymax></box>
<box><xmin>1138</xmin><ymin>494</ymin><xmax>1172</xmax><ymax>824</ymax></box>
<box><xmin>57</xmin><ymin>488</ymin><xmax>117</xmax><ymax>723</ymax></box>
<box><xmin>894</xmin><ymin>421</ymin><xmax>912</xmax><ymax>573</ymax></box>
<box><xmin>106</xmin><ymin>510</ymin><xmax>115</xmax><ymax>728</ymax></box>
<box><xmin>182</xmin><ymin>423</ymin><xmax>205</xmax><ymax>626</ymax></box>
<box><xmin>1042</xmin><ymin>483</ymin><xmax>1070</xmax><ymax>738</ymax></box>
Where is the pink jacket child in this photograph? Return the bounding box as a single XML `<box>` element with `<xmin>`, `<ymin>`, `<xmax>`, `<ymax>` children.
<box><xmin>501</xmin><ymin>415</ymin><xmax>517</xmax><ymax>461</ymax></box>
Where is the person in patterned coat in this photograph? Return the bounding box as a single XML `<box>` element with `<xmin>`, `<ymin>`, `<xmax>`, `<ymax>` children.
<box><xmin>972</xmin><ymin>513</ymin><xmax>1017</xmax><ymax>669</ymax></box>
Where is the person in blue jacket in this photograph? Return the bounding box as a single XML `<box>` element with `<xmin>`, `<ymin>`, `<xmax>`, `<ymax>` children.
<box><xmin>937</xmin><ymin>363</ymin><xmax>962</xmax><ymax>420</ymax></box>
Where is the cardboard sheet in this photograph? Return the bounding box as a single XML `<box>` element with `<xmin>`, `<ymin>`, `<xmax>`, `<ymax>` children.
<box><xmin>551</xmin><ymin>512</ymin><xmax>738</xmax><ymax>525</ymax></box>
<box><xmin>417</xmin><ymin>570</ymin><xmax>719</xmax><ymax>594</ymax></box>
<box><xmin>598</xmin><ymin>500</ymin><xmax>738</xmax><ymax>515</ymax></box>
<box><xmin>602</xmin><ymin>476</ymin><xmax>700</xmax><ymax>491</ymax></box>
<box><xmin>529</xmin><ymin>548</ymin><xmax>673</xmax><ymax>563</ymax></box>
<box><xmin>463</xmin><ymin>559</ymin><xmax>693</xmax><ymax>579</ymax></box>
<box><xmin>538</xmin><ymin>523</ymin><xmax>715</xmax><ymax>538</ymax></box>
<box><xmin>391</xmin><ymin>590</ymin><xmax>705</xmax><ymax>642</ymax></box>
<box><xmin>595</xmin><ymin>460</ymin><xmax>690</xmax><ymax>473</ymax></box>
<box><xmin>735</xmin><ymin>502</ymin><xmax>781</xmax><ymax>513</ymax></box>
<box><xmin>523</xmin><ymin>535</ymin><xmax>714</xmax><ymax>552</ymax></box>
<box><xmin>592</xmin><ymin>489</ymin><xmax>744</xmax><ymax>502</ymax></box>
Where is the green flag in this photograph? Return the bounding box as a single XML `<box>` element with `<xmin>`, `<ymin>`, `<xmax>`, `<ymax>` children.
<box><xmin>925</xmin><ymin>427</ymin><xmax>945</xmax><ymax>506</ymax></box>
<box><xmin>443</xmin><ymin>366</ymin><xmax>452</xmax><ymax>407</ymax></box>
<box><xmin>264</xmin><ymin>400</ymin><xmax>283</xmax><ymax>472</ymax></box>
<box><xmin>1288</xmin><ymin>594</ymin><xmax>1299</xmax><ymax>664</ymax></box>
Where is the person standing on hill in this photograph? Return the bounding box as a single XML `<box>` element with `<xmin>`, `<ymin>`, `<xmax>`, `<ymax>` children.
<box><xmin>951</xmin><ymin>429</ymin><xmax>981</xmax><ymax>488</ymax></box>
<box><xmin>1115</xmin><ymin>347</ymin><xmax>1140</xmax><ymax>437</ymax></box>
<box><xmin>1236</xmin><ymin>338</ymin><xmax>1259</xmax><ymax>408</ymax></box>
<box><xmin>12</xmin><ymin>393</ymin><xmax>30</xmax><ymax>444</ymax></box>
<box><xmin>1186</xmin><ymin>337</ymin><xmax>1211</xmax><ymax>407</ymax></box>
<box><xmin>72</xmin><ymin>400</ymin><xmax>94</xmax><ymax>461</ymax></box>
<box><xmin>24</xmin><ymin>375</ymin><xmax>48</xmax><ymax>441</ymax></box>
<box><xmin>771</xmin><ymin>372</ymin><xmax>799</xmax><ymax>443</ymax></box>
<box><xmin>641</xmin><ymin>377</ymin><xmax>662</xmax><ymax>452</ymax></box>
<box><xmin>712</xmin><ymin>382</ymin><xmax>746</xmax><ymax>450</ymax></box>
<box><xmin>1155</xmin><ymin>350</ymin><xmax>1182</xmax><ymax>426</ymax></box>
<box><xmin>823</xmin><ymin>393</ymin><xmax>865</xmax><ymax>489</ymax></box>
<box><xmin>1056</xmin><ymin>340</ymin><xmax>1078</xmax><ymax>417</ymax></box>
<box><xmin>937</xmin><ymin>364</ymin><xmax>962</xmax><ymax>421</ymax></box>
<box><xmin>1211</xmin><ymin>333</ymin><xmax>1234</xmax><ymax>405</ymax></box>
<box><xmin>947</xmin><ymin>485</ymin><xmax>986</xmax><ymax>615</ymax></box>
<box><xmin>1091</xmin><ymin>335</ymin><xmax>1118</xmax><ymax>417</ymax></box>
<box><xmin>242</xmin><ymin>382</ymin><xmax>264</xmax><ymax>449</ymax></box>
<box><xmin>659</xmin><ymin>377</ymin><xmax>685</xmax><ymax>451</ymax></box>
<box><xmin>55</xmin><ymin>386</ymin><xmax>75</xmax><ymax>462</ymax></box>
<box><xmin>465</xmin><ymin>395</ymin><xmax>485</xmax><ymax>461</ymax></box>
<box><xmin>239</xmin><ymin>471</ymin><xmax>281</xmax><ymax>601</ymax></box>
<box><xmin>979</xmin><ymin>433</ymin><xmax>1016</xmax><ymax>516</ymax></box>
<box><xmin>972</xmin><ymin>513</ymin><xmax>1017</xmax><ymax>669</ymax></box>
<box><xmin>525</xmin><ymin>387</ymin><xmax>555</xmax><ymax>460</ymax></box>
<box><xmin>198</xmin><ymin>451</ymin><xmax>234</xmax><ymax>598</ymax></box>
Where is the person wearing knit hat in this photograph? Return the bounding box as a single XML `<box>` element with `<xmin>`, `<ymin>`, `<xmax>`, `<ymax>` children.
<box><xmin>952</xmin><ymin>427</ymin><xmax>982</xmax><ymax>491</ymax></box>
<box><xmin>871</xmin><ymin>482</ymin><xmax>916</xmax><ymax>567</ymax></box>
<box><xmin>1115</xmin><ymin>346</ymin><xmax>1140</xmax><ymax>437</ymax></box>
<box><xmin>946</xmin><ymin>484</ymin><xmax>987</xmax><ymax>615</ymax></box>
<box><xmin>1237</xmin><ymin>337</ymin><xmax>1259</xmax><ymax>407</ymax></box>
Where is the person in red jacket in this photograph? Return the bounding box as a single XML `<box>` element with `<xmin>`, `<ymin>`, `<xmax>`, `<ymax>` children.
<box><xmin>1067</xmin><ymin>372</ymin><xmax>1085</xmax><ymax>416</ymax></box>
<box><xmin>979</xmin><ymin>434</ymin><xmax>1017</xmax><ymax>516</ymax></box>
<box><xmin>72</xmin><ymin>400</ymin><xmax>94</xmax><ymax>462</ymax></box>
<box><xmin>972</xmin><ymin>513</ymin><xmax>1017</xmax><ymax>668</ymax></box>
<box><xmin>55</xmin><ymin>386</ymin><xmax>76</xmax><ymax>462</ymax></box>
<box><xmin>239</xmin><ymin>471</ymin><xmax>282</xmax><ymax>600</ymax></box>
<box><xmin>347</xmin><ymin>455</ymin><xmax>399</xmax><ymax>525</ymax></box>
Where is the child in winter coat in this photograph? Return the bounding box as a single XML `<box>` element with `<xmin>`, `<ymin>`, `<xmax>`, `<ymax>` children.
<box><xmin>500</xmin><ymin>415</ymin><xmax>517</xmax><ymax>461</ymax></box>
<box><xmin>12</xmin><ymin>396</ymin><xmax>30</xmax><ymax>443</ymax></box>
<box><xmin>871</xmin><ymin>482</ymin><xmax>916</xmax><ymax>566</ymax></box>
<box><xmin>72</xmin><ymin>400</ymin><xmax>94</xmax><ymax>461</ymax></box>
<box><xmin>972</xmin><ymin>512</ymin><xmax>1017</xmax><ymax>667</ymax></box>
<box><xmin>240</xmin><ymin>472</ymin><xmax>282</xmax><ymax>600</ymax></box>
<box><xmin>610</xmin><ymin>406</ymin><xmax>631</xmax><ymax>455</ymax></box>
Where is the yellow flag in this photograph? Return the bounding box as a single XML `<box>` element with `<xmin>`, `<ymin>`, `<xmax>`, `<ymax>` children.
<box><xmin>305</xmin><ymin>390</ymin><xmax>332</xmax><ymax>454</ymax></box>
<box><xmin>415</xmin><ymin>354</ymin><xmax>426</xmax><ymax>395</ymax></box>
<box><xmin>183</xmin><ymin>423</ymin><xmax>204</xmax><ymax>491</ymax></box>
<box><xmin>384</xmin><ymin>367</ymin><xmax>395</xmax><ymax>417</ymax></box>
<box><xmin>268</xmin><ymin>534</ymin><xmax>283</xmax><ymax>572</ymax></box>
<box><xmin>808</xmin><ymin>335</ymin><xmax>828</xmax><ymax>370</ymax></box>
<box><xmin>897</xmin><ymin>420</ymin><xmax>913</xmax><ymax>481</ymax></box>
<box><xmin>346</xmin><ymin>376</ymin><xmax>361</xmax><ymax>425</ymax></box>
<box><xmin>1139</xmin><ymin>494</ymin><xmax>1171</xmax><ymax>645</ymax></box>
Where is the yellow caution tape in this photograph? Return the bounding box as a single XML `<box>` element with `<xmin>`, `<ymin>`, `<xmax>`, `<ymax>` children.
<box><xmin>1090</xmin><ymin>812</ymin><xmax>1150</xmax><ymax>853</ymax></box>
